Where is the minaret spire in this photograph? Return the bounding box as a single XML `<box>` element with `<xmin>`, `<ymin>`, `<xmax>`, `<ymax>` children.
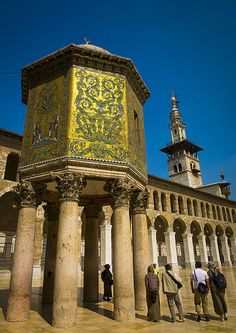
<box><xmin>169</xmin><ymin>91</ymin><xmax>186</xmax><ymax>143</ymax></box>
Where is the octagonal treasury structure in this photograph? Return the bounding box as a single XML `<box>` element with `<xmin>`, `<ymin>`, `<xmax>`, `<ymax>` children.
<box><xmin>19</xmin><ymin>43</ymin><xmax>150</xmax><ymax>190</ymax></box>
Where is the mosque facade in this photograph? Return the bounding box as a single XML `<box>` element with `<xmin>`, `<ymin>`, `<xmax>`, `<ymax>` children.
<box><xmin>0</xmin><ymin>43</ymin><xmax>235</xmax><ymax>328</ymax></box>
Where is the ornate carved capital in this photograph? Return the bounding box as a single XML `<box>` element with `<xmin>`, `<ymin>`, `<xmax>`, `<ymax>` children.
<box><xmin>84</xmin><ymin>204</ymin><xmax>102</xmax><ymax>218</ymax></box>
<box><xmin>44</xmin><ymin>202</ymin><xmax>60</xmax><ymax>221</ymax></box>
<box><xmin>14</xmin><ymin>181</ymin><xmax>45</xmax><ymax>208</ymax></box>
<box><xmin>54</xmin><ymin>172</ymin><xmax>87</xmax><ymax>202</ymax></box>
<box><xmin>104</xmin><ymin>178</ymin><xmax>134</xmax><ymax>208</ymax></box>
<box><xmin>131</xmin><ymin>189</ymin><xmax>150</xmax><ymax>214</ymax></box>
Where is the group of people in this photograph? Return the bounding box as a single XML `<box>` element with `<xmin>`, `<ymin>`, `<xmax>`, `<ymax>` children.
<box><xmin>145</xmin><ymin>261</ymin><xmax>228</xmax><ymax>323</ymax></box>
<box><xmin>101</xmin><ymin>261</ymin><xmax>228</xmax><ymax>323</ymax></box>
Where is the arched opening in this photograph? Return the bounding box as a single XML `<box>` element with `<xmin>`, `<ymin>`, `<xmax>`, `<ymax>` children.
<box><xmin>174</xmin><ymin>165</ymin><xmax>178</xmax><ymax>173</ymax></box>
<box><xmin>232</xmin><ymin>209</ymin><xmax>236</xmax><ymax>223</ymax></box>
<box><xmin>206</xmin><ymin>203</ymin><xmax>211</xmax><ymax>219</ymax></box>
<box><xmin>216</xmin><ymin>206</ymin><xmax>222</xmax><ymax>221</ymax></box>
<box><xmin>170</xmin><ymin>194</ymin><xmax>177</xmax><ymax>213</ymax></box>
<box><xmin>147</xmin><ymin>216</ymin><xmax>152</xmax><ymax>230</ymax></box>
<box><xmin>193</xmin><ymin>199</ymin><xmax>199</xmax><ymax>217</ymax></box>
<box><xmin>190</xmin><ymin>221</ymin><xmax>201</xmax><ymax>261</ymax></box>
<box><xmin>178</xmin><ymin>196</ymin><xmax>185</xmax><ymax>215</ymax></box>
<box><xmin>161</xmin><ymin>192</ymin><xmax>167</xmax><ymax>212</ymax></box>
<box><xmin>204</xmin><ymin>223</ymin><xmax>214</xmax><ymax>262</ymax></box>
<box><xmin>200</xmin><ymin>202</ymin><xmax>206</xmax><ymax>218</ymax></box>
<box><xmin>154</xmin><ymin>216</ymin><xmax>169</xmax><ymax>267</ymax></box>
<box><xmin>153</xmin><ymin>191</ymin><xmax>159</xmax><ymax>211</ymax></box>
<box><xmin>187</xmin><ymin>198</ymin><xmax>193</xmax><ymax>216</ymax></box>
<box><xmin>178</xmin><ymin>163</ymin><xmax>182</xmax><ymax>172</ymax></box>
<box><xmin>226</xmin><ymin>208</ymin><xmax>231</xmax><ymax>222</ymax></box>
<box><xmin>222</xmin><ymin>207</ymin><xmax>227</xmax><ymax>221</ymax></box>
<box><xmin>212</xmin><ymin>205</ymin><xmax>217</xmax><ymax>220</ymax></box>
<box><xmin>216</xmin><ymin>225</ymin><xmax>224</xmax><ymax>264</ymax></box>
<box><xmin>4</xmin><ymin>153</ymin><xmax>20</xmax><ymax>181</ymax></box>
<box><xmin>226</xmin><ymin>226</ymin><xmax>234</xmax><ymax>264</ymax></box>
<box><xmin>173</xmin><ymin>218</ymin><xmax>186</xmax><ymax>268</ymax></box>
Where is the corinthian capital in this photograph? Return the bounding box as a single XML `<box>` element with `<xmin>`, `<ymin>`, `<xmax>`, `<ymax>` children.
<box><xmin>131</xmin><ymin>188</ymin><xmax>150</xmax><ymax>214</ymax></box>
<box><xmin>104</xmin><ymin>178</ymin><xmax>134</xmax><ymax>208</ymax></box>
<box><xmin>14</xmin><ymin>180</ymin><xmax>45</xmax><ymax>208</ymax></box>
<box><xmin>54</xmin><ymin>172</ymin><xmax>87</xmax><ymax>202</ymax></box>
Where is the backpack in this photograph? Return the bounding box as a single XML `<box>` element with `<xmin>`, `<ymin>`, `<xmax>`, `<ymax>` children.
<box><xmin>213</xmin><ymin>271</ymin><xmax>227</xmax><ymax>290</ymax></box>
<box><xmin>147</xmin><ymin>274</ymin><xmax>158</xmax><ymax>293</ymax></box>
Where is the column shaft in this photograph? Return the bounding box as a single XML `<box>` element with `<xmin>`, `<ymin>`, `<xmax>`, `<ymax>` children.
<box><xmin>148</xmin><ymin>227</ymin><xmax>158</xmax><ymax>263</ymax></box>
<box><xmin>132</xmin><ymin>212</ymin><xmax>151</xmax><ymax>311</ymax></box>
<box><xmin>209</xmin><ymin>234</ymin><xmax>222</xmax><ymax>268</ymax></box>
<box><xmin>229</xmin><ymin>237</ymin><xmax>236</xmax><ymax>265</ymax></box>
<box><xmin>220</xmin><ymin>236</ymin><xmax>232</xmax><ymax>267</ymax></box>
<box><xmin>7</xmin><ymin>207</ymin><xmax>37</xmax><ymax>321</ymax></box>
<box><xmin>164</xmin><ymin>231</ymin><xmax>178</xmax><ymax>269</ymax></box>
<box><xmin>182</xmin><ymin>233</ymin><xmax>195</xmax><ymax>269</ymax></box>
<box><xmin>52</xmin><ymin>201</ymin><xmax>79</xmax><ymax>328</ymax></box>
<box><xmin>100</xmin><ymin>224</ymin><xmax>112</xmax><ymax>268</ymax></box>
<box><xmin>197</xmin><ymin>233</ymin><xmax>208</xmax><ymax>265</ymax></box>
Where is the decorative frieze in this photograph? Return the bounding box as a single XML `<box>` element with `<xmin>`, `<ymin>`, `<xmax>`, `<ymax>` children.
<box><xmin>54</xmin><ymin>172</ymin><xmax>87</xmax><ymax>202</ymax></box>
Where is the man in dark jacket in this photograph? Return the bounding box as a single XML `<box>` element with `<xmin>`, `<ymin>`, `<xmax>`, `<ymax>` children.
<box><xmin>101</xmin><ymin>264</ymin><xmax>113</xmax><ymax>301</ymax></box>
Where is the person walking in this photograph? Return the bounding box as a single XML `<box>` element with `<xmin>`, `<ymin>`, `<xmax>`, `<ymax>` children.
<box><xmin>145</xmin><ymin>265</ymin><xmax>161</xmax><ymax>322</ymax></box>
<box><xmin>207</xmin><ymin>261</ymin><xmax>228</xmax><ymax>321</ymax></box>
<box><xmin>190</xmin><ymin>261</ymin><xmax>210</xmax><ymax>322</ymax></box>
<box><xmin>101</xmin><ymin>264</ymin><xmax>113</xmax><ymax>301</ymax></box>
<box><xmin>162</xmin><ymin>263</ymin><xmax>184</xmax><ymax>323</ymax></box>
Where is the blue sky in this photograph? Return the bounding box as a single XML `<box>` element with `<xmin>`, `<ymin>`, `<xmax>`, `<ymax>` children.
<box><xmin>1</xmin><ymin>0</ymin><xmax>236</xmax><ymax>199</ymax></box>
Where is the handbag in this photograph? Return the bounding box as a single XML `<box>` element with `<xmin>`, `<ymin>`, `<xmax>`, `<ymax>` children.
<box><xmin>194</xmin><ymin>270</ymin><xmax>208</xmax><ymax>294</ymax></box>
<box><xmin>166</xmin><ymin>271</ymin><xmax>182</xmax><ymax>289</ymax></box>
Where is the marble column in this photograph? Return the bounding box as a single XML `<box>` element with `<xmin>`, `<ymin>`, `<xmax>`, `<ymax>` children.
<box><xmin>209</xmin><ymin>233</ymin><xmax>222</xmax><ymax>268</ymax></box>
<box><xmin>197</xmin><ymin>232</ymin><xmax>208</xmax><ymax>265</ymax></box>
<box><xmin>182</xmin><ymin>232</ymin><xmax>195</xmax><ymax>269</ymax></box>
<box><xmin>220</xmin><ymin>236</ymin><xmax>232</xmax><ymax>266</ymax></box>
<box><xmin>42</xmin><ymin>203</ymin><xmax>60</xmax><ymax>304</ymax></box>
<box><xmin>7</xmin><ymin>181</ymin><xmax>42</xmax><ymax>321</ymax></box>
<box><xmin>52</xmin><ymin>172</ymin><xmax>86</xmax><ymax>328</ymax></box>
<box><xmin>164</xmin><ymin>230</ymin><xmax>178</xmax><ymax>270</ymax></box>
<box><xmin>148</xmin><ymin>226</ymin><xmax>158</xmax><ymax>264</ymax></box>
<box><xmin>104</xmin><ymin>178</ymin><xmax>135</xmax><ymax>321</ymax></box>
<box><xmin>33</xmin><ymin>205</ymin><xmax>45</xmax><ymax>279</ymax></box>
<box><xmin>100</xmin><ymin>223</ymin><xmax>112</xmax><ymax>269</ymax></box>
<box><xmin>131</xmin><ymin>189</ymin><xmax>151</xmax><ymax>311</ymax></box>
<box><xmin>229</xmin><ymin>237</ymin><xmax>236</xmax><ymax>264</ymax></box>
<box><xmin>83</xmin><ymin>204</ymin><xmax>101</xmax><ymax>303</ymax></box>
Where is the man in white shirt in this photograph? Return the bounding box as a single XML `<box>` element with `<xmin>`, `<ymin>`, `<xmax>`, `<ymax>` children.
<box><xmin>190</xmin><ymin>261</ymin><xmax>210</xmax><ymax>322</ymax></box>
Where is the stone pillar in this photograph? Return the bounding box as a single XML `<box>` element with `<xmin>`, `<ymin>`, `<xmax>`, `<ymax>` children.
<box><xmin>197</xmin><ymin>233</ymin><xmax>208</xmax><ymax>265</ymax></box>
<box><xmin>42</xmin><ymin>203</ymin><xmax>60</xmax><ymax>304</ymax></box>
<box><xmin>209</xmin><ymin>233</ymin><xmax>221</xmax><ymax>268</ymax></box>
<box><xmin>52</xmin><ymin>172</ymin><xmax>86</xmax><ymax>328</ymax></box>
<box><xmin>100</xmin><ymin>223</ymin><xmax>112</xmax><ymax>269</ymax></box>
<box><xmin>83</xmin><ymin>204</ymin><xmax>101</xmax><ymax>303</ymax></box>
<box><xmin>220</xmin><ymin>236</ymin><xmax>232</xmax><ymax>267</ymax></box>
<box><xmin>7</xmin><ymin>181</ymin><xmax>42</xmax><ymax>321</ymax></box>
<box><xmin>33</xmin><ymin>205</ymin><xmax>45</xmax><ymax>279</ymax></box>
<box><xmin>182</xmin><ymin>233</ymin><xmax>195</xmax><ymax>269</ymax></box>
<box><xmin>148</xmin><ymin>226</ymin><xmax>158</xmax><ymax>264</ymax></box>
<box><xmin>164</xmin><ymin>230</ymin><xmax>178</xmax><ymax>270</ymax></box>
<box><xmin>131</xmin><ymin>189</ymin><xmax>151</xmax><ymax>311</ymax></box>
<box><xmin>229</xmin><ymin>237</ymin><xmax>236</xmax><ymax>264</ymax></box>
<box><xmin>77</xmin><ymin>210</ymin><xmax>83</xmax><ymax>273</ymax></box>
<box><xmin>104</xmin><ymin>178</ymin><xmax>135</xmax><ymax>321</ymax></box>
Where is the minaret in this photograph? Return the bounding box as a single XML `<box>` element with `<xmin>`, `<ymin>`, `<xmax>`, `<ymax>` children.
<box><xmin>160</xmin><ymin>92</ymin><xmax>203</xmax><ymax>187</ymax></box>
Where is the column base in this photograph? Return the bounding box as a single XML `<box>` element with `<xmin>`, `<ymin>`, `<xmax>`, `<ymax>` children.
<box><xmin>185</xmin><ymin>262</ymin><xmax>195</xmax><ymax>269</ymax></box>
<box><xmin>33</xmin><ymin>265</ymin><xmax>42</xmax><ymax>279</ymax></box>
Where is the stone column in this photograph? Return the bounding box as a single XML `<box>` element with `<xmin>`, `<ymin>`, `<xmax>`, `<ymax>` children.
<box><xmin>131</xmin><ymin>189</ymin><xmax>151</xmax><ymax>311</ymax></box>
<box><xmin>182</xmin><ymin>233</ymin><xmax>195</xmax><ymax>269</ymax></box>
<box><xmin>229</xmin><ymin>237</ymin><xmax>236</xmax><ymax>264</ymax></box>
<box><xmin>209</xmin><ymin>233</ymin><xmax>221</xmax><ymax>268</ymax></box>
<box><xmin>197</xmin><ymin>232</ymin><xmax>208</xmax><ymax>265</ymax></box>
<box><xmin>104</xmin><ymin>178</ymin><xmax>135</xmax><ymax>321</ymax></box>
<box><xmin>52</xmin><ymin>172</ymin><xmax>86</xmax><ymax>328</ymax></box>
<box><xmin>77</xmin><ymin>211</ymin><xmax>83</xmax><ymax>273</ymax></box>
<box><xmin>148</xmin><ymin>226</ymin><xmax>158</xmax><ymax>264</ymax></box>
<box><xmin>7</xmin><ymin>181</ymin><xmax>42</xmax><ymax>321</ymax></box>
<box><xmin>100</xmin><ymin>223</ymin><xmax>112</xmax><ymax>269</ymax></box>
<box><xmin>220</xmin><ymin>236</ymin><xmax>232</xmax><ymax>267</ymax></box>
<box><xmin>164</xmin><ymin>230</ymin><xmax>178</xmax><ymax>270</ymax></box>
<box><xmin>83</xmin><ymin>204</ymin><xmax>101</xmax><ymax>303</ymax></box>
<box><xmin>33</xmin><ymin>205</ymin><xmax>45</xmax><ymax>279</ymax></box>
<box><xmin>42</xmin><ymin>203</ymin><xmax>60</xmax><ymax>304</ymax></box>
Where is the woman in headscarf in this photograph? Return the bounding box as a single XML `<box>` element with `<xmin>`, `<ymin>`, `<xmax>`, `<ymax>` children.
<box><xmin>145</xmin><ymin>265</ymin><xmax>161</xmax><ymax>322</ymax></box>
<box><xmin>207</xmin><ymin>261</ymin><xmax>228</xmax><ymax>321</ymax></box>
<box><xmin>101</xmin><ymin>264</ymin><xmax>113</xmax><ymax>301</ymax></box>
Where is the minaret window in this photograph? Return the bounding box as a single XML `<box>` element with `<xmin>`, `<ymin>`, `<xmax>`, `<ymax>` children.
<box><xmin>174</xmin><ymin>165</ymin><xmax>178</xmax><ymax>173</ymax></box>
<box><xmin>178</xmin><ymin>163</ymin><xmax>182</xmax><ymax>172</ymax></box>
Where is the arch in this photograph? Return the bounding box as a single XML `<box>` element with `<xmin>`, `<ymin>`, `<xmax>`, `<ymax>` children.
<box><xmin>4</xmin><ymin>153</ymin><xmax>20</xmax><ymax>181</ymax></box>
<box><xmin>173</xmin><ymin>218</ymin><xmax>186</xmax><ymax>235</ymax></box>
<box><xmin>232</xmin><ymin>209</ymin><xmax>236</xmax><ymax>223</ymax></box>
<box><xmin>190</xmin><ymin>220</ymin><xmax>202</xmax><ymax>236</ymax></box>
<box><xmin>206</xmin><ymin>203</ymin><xmax>211</xmax><ymax>219</ymax></box>
<box><xmin>174</xmin><ymin>165</ymin><xmax>178</xmax><ymax>173</ymax></box>
<box><xmin>178</xmin><ymin>196</ymin><xmax>185</xmax><ymax>215</ymax></box>
<box><xmin>173</xmin><ymin>218</ymin><xmax>186</xmax><ymax>268</ymax></box>
<box><xmin>215</xmin><ymin>225</ymin><xmax>224</xmax><ymax>237</ymax></box>
<box><xmin>212</xmin><ymin>205</ymin><xmax>217</xmax><ymax>220</ymax></box>
<box><xmin>225</xmin><ymin>226</ymin><xmax>234</xmax><ymax>238</ymax></box>
<box><xmin>153</xmin><ymin>191</ymin><xmax>159</xmax><ymax>211</ymax></box>
<box><xmin>191</xmin><ymin>221</ymin><xmax>202</xmax><ymax>261</ymax></box>
<box><xmin>204</xmin><ymin>223</ymin><xmax>214</xmax><ymax>262</ymax></box>
<box><xmin>226</xmin><ymin>208</ymin><xmax>231</xmax><ymax>222</ymax></box>
<box><xmin>222</xmin><ymin>207</ymin><xmax>227</xmax><ymax>221</ymax></box>
<box><xmin>204</xmin><ymin>223</ymin><xmax>213</xmax><ymax>236</ymax></box>
<box><xmin>154</xmin><ymin>215</ymin><xmax>169</xmax><ymax>267</ymax></box>
<box><xmin>216</xmin><ymin>206</ymin><xmax>222</xmax><ymax>221</ymax></box>
<box><xmin>178</xmin><ymin>163</ymin><xmax>182</xmax><ymax>172</ymax></box>
<box><xmin>161</xmin><ymin>192</ymin><xmax>167</xmax><ymax>212</ymax></box>
<box><xmin>170</xmin><ymin>194</ymin><xmax>177</xmax><ymax>213</ymax></box>
<box><xmin>193</xmin><ymin>199</ymin><xmax>199</xmax><ymax>217</ymax></box>
<box><xmin>187</xmin><ymin>198</ymin><xmax>193</xmax><ymax>216</ymax></box>
<box><xmin>200</xmin><ymin>202</ymin><xmax>206</xmax><ymax>218</ymax></box>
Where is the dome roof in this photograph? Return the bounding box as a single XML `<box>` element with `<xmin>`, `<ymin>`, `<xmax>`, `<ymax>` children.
<box><xmin>78</xmin><ymin>43</ymin><xmax>111</xmax><ymax>55</ymax></box>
